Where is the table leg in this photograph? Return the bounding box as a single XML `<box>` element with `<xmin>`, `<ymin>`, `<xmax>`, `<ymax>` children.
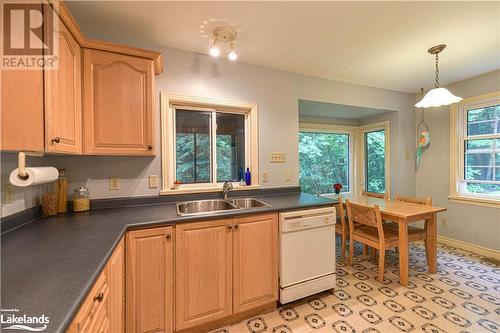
<box><xmin>398</xmin><ymin>220</ymin><xmax>409</xmax><ymax>286</ymax></box>
<box><xmin>426</xmin><ymin>213</ymin><xmax>437</xmax><ymax>273</ymax></box>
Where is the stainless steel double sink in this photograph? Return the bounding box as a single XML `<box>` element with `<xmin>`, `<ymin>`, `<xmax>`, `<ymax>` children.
<box><xmin>176</xmin><ymin>198</ymin><xmax>270</xmax><ymax>216</ymax></box>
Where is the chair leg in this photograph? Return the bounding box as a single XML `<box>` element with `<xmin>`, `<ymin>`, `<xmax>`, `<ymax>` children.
<box><xmin>371</xmin><ymin>248</ymin><xmax>377</xmax><ymax>260</ymax></box>
<box><xmin>348</xmin><ymin>235</ymin><xmax>354</xmax><ymax>266</ymax></box>
<box><xmin>363</xmin><ymin>244</ymin><xmax>368</xmax><ymax>255</ymax></box>
<box><xmin>341</xmin><ymin>232</ymin><xmax>347</xmax><ymax>262</ymax></box>
<box><xmin>378</xmin><ymin>249</ymin><xmax>386</xmax><ymax>282</ymax></box>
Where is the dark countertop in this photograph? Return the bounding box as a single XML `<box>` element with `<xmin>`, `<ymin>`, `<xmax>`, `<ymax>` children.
<box><xmin>1</xmin><ymin>192</ymin><xmax>334</xmax><ymax>333</ymax></box>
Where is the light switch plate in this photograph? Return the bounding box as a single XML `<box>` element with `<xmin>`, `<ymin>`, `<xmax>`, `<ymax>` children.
<box><xmin>109</xmin><ymin>177</ymin><xmax>120</xmax><ymax>190</ymax></box>
<box><xmin>269</xmin><ymin>152</ymin><xmax>286</xmax><ymax>163</ymax></box>
<box><xmin>284</xmin><ymin>170</ymin><xmax>291</xmax><ymax>182</ymax></box>
<box><xmin>4</xmin><ymin>184</ymin><xmax>14</xmax><ymax>203</ymax></box>
<box><xmin>403</xmin><ymin>150</ymin><xmax>410</xmax><ymax>160</ymax></box>
<box><xmin>261</xmin><ymin>170</ymin><xmax>269</xmax><ymax>182</ymax></box>
<box><xmin>149</xmin><ymin>175</ymin><xmax>158</xmax><ymax>188</ymax></box>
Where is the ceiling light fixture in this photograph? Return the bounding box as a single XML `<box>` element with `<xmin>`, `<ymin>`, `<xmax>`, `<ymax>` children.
<box><xmin>209</xmin><ymin>39</ymin><xmax>220</xmax><ymax>57</ymax></box>
<box><xmin>228</xmin><ymin>42</ymin><xmax>238</xmax><ymax>61</ymax></box>
<box><xmin>209</xmin><ymin>27</ymin><xmax>239</xmax><ymax>61</ymax></box>
<box><xmin>415</xmin><ymin>44</ymin><xmax>462</xmax><ymax>108</ymax></box>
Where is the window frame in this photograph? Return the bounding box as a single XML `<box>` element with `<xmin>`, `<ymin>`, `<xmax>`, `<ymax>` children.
<box><xmin>357</xmin><ymin>121</ymin><xmax>391</xmax><ymax>196</ymax></box>
<box><xmin>449</xmin><ymin>91</ymin><xmax>500</xmax><ymax>207</ymax></box>
<box><xmin>298</xmin><ymin>123</ymin><xmax>356</xmax><ymax>196</ymax></box>
<box><xmin>160</xmin><ymin>93</ymin><xmax>259</xmax><ymax>195</ymax></box>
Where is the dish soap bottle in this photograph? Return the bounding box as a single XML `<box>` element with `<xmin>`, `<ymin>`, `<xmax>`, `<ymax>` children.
<box><xmin>245</xmin><ymin>168</ymin><xmax>251</xmax><ymax>186</ymax></box>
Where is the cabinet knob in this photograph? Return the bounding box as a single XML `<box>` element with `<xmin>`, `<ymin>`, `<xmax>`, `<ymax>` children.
<box><xmin>51</xmin><ymin>137</ymin><xmax>60</xmax><ymax>144</ymax></box>
<box><xmin>234</xmin><ymin>224</ymin><xmax>239</xmax><ymax>230</ymax></box>
<box><xmin>147</xmin><ymin>145</ymin><xmax>153</xmax><ymax>150</ymax></box>
<box><xmin>227</xmin><ymin>225</ymin><xmax>233</xmax><ymax>230</ymax></box>
<box><xmin>165</xmin><ymin>234</ymin><xmax>171</xmax><ymax>240</ymax></box>
<box><xmin>94</xmin><ymin>292</ymin><xmax>104</xmax><ymax>303</ymax></box>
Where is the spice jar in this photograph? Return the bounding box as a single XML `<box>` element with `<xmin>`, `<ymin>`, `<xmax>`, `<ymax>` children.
<box><xmin>41</xmin><ymin>182</ymin><xmax>58</xmax><ymax>217</ymax></box>
<box><xmin>73</xmin><ymin>186</ymin><xmax>90</xmax><ymax>212</ymax></box>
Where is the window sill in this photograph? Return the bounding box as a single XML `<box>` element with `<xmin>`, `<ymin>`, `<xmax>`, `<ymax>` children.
<box><xmin>160</xmin><ymin>184</ymin><xmax>261</xmax><ymax>196</ymax></box>
<box><xmin>448</xmin><ymin>194</ymin><xmax>500</xmax><ymax>208</ymax></box>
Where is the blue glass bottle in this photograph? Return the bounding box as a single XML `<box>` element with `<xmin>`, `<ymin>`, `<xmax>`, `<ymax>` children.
<box><xmin>245</xmin><ymin>168</ymin><xmax>251</xmax><ymax>186</ymax></box>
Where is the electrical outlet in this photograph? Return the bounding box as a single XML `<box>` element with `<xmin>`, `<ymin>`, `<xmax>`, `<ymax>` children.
<box><xmin>109</xmin><ymin>177</ymin><xmax>120</xmax><ymax>191</ymax></box>
<box><xmin>403</xmin><ymin>150</ymin><xmax>410</xmax><ymax>160</ymax></box>
<box><xmin>149</xmin><ymin>175</ymin><xmax>158</xmax><ymax>188</ymax></box>
<box><xmin>269</xmin><ymin>152</ymin><xmax>286</xmax><ymax>163</ymax></box>
<box><xmin>261</xmin><ymin>170</ymin><xmax>269</xmax><ymax>182</ymax></box>
<box><xmin>284</xmin><ymin>170</ymin><xmax>291</xmax><ymax>182</ymax></box>
<box><xmin>440</xmin><ymin>217</ymin><xmax>448</xmax><ymax>227</ymax></box>
<box><xmin>4</xmin><ymin>184</ymin><xmax>14</xmax><ymax>203</ymax></box>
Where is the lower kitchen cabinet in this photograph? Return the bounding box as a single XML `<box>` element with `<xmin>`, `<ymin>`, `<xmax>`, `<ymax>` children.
<box><xmin>175</xmin><ymin>219</ymin><xmax>233</xmax><ymax>331</ymax></box>
<box><xmin>233</xmin><ymin>214</ymin><xmax>278</xmax><ymax>313</ymax></box>
<box><xmin>126</xmin><ymin>227</ymin><xmax>173</xmax><ymax>333</ymax></box>
<box><xmin>67</xmin><ymin>238</ymin><xmax>124</xmax><ymax>333</ymax></box>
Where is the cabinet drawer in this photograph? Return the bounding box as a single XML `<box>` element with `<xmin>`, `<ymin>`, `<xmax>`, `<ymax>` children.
<box><xmin>71</xmin><ymin>271</ymin><xmax>109</xmax><ymax>333</ymax></box>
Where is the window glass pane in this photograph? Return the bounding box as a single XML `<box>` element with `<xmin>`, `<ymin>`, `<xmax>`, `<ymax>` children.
<box><xmin>175</xmin><ymin>110</ymin><xmax>211</xmax><ymax>183</ymax></box>
<box><xmin>465</xmin><ymin>166</ymin><xmax>494</xmax><ymax>181</ymax></box>
<box><xmin>299</xmin><ymin>132</ymin><xmax>349</xmax><ymax>195</ymax></box>
<box><xmin>466</xmin><ymin>139</ymin><xmax>494</xmax><ymax>150</ymax></box>
<box><xmin>496</xmin><ymin>153</ymin><xmax>500</xmax><ymax>166</ymax></box>
<box><xmin>467</xmin><ymin>105</ymin><xmax>499</xmax><ymax>136</ymax></box>
<box><xmin>466</xmin><ymin>153</ymin><xmax>493</xmax><ymax>167</ymax></box>
<box><xmin>466</xmin><ymin>183</ymin><xmax>500</xmax><ymax>195</ymax></box>
<box><xmin>365</xmin><ymin>130</ymin><xmax>385</xmax><ymax>194</ymax></box>
<box><xmin>216</xmin><ymin>113</ymin><xmax>245</xmax><ymax>182</ymax></box>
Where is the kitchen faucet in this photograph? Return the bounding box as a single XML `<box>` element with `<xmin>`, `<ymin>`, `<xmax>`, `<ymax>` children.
<box><xmin>222</xmin><ymin>181</ymin><xmax>233</xmax><ymax>200</ymax></box>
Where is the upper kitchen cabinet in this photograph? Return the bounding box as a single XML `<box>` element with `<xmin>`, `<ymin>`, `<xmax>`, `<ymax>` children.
<box><xmin>1</xmin><ymin>69</ymin><xmax>45</xmax><ymax>151</ymax></box>
<box><xmin>82</xmin><ymin>49</ymin><xmax>155</xmax><ymax>156</ymax></box>
<box><xmin>45</xmin><ymin>17</ymin><xmax>82</xmax><ymax>154</ymax></box>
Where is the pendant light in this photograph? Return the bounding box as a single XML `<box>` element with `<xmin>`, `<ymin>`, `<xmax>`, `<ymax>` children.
<box><xmin>415</xmin><ymin>44</ymin><xmax>462</xmax><ymax>108</ymax></box>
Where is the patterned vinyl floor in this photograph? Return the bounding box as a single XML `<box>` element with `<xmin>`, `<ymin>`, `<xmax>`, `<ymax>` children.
<box><xmin>212</xmin><ymin>238</ymin><xmax>500</xmax><ymax>333</ymax></box>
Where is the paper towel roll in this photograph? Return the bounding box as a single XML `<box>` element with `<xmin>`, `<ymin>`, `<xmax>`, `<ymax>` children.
<box><xmin>9</xmin><ymin>167</ymin><xmax>59</xmax><ymax>187</ymax></box>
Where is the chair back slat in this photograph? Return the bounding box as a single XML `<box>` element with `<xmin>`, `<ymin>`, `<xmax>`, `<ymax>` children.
<box><xmin>361</xmin><ymin>189</ymin><xmax>389</xmax><ymax>200</ymax></box>
<box><xmin>395</xmin><ymin>193</ymin><xmax>432</xmax><ymax>206</ymax></box>
<box><xmin>336</xmin><ymin>196</ymin><xmax>346</xmax><ymax>228</ymax></box>
<box><xmin>346</xmin><ymin>200</ymin><xmax>381</xmax><ymax>228</ymax></box>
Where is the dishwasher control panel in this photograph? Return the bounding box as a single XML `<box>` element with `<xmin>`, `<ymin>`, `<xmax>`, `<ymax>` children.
<box><xmin>280</xmin><ymin>206</ymin><xmax>336</xmax><ymax>232</ymax></box>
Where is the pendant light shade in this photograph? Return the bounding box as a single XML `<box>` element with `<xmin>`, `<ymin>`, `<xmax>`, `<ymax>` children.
<box><xmin>415</xmin><ymin>87</ymin><xmax>463</xmax><ymax>108</ymax></box>
<box><xmin>415</xmin><ymin>44</ymin><xmax>462</xmax><ymax>108</ymax></box>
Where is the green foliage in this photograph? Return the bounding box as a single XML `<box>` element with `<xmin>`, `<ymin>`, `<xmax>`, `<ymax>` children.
<box><xmin>365</xmin><ymin>130</ymin><xmax>386</xmax><ymax>194</ymax></box>
<box><xmin>299</xmin><ymin>132</ymin><xmax>349</xmax><ymax>194</ymax></box>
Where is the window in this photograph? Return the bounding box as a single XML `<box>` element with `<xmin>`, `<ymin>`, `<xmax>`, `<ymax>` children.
<box><xmin>359</xmin><ymin>121</ymin><xmax>390</xmax><ymax>195</ymax></box>
<box><xmin>364</xmin><ymin>129</ymin><xmax>386</xmax><ymax>193</ymax></box>
<box><xmin>298</xmin><ymin>124</ymin><xmax>354</xmax><ymax>195</ymax></box>
<box><xmin>161</xmin><ymin>94</ymin><xmax>258</xmax><ymax>194</ymax></box>
<box><xmin>450</xmin><ymin>92</ymin><xmax>500</xmax><ymax>206</ymax></box>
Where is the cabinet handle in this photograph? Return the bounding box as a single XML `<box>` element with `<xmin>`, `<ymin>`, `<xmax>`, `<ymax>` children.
<box><xmin>94</xmin><ymin>292</ymin><xmax>104</xmax><ymax>303</ymax></box>
<box><xmin>51</xmin><ymin>137</ymin><xmax>60</xmax><ymax>144</ymax></box>
<box><xmin>234</xmin><ymin>224</ymin><xmax>239</xmax><ymax>230</ymax></box>
<box><xmin>165</xmin><ymin>234</ymin><xmax>171</xmax><ymax>240</ymax></box>
<box><xmin>147</xmin><ymin>145</ymin><xmax>153</xmax><ymax>150</ymax></box>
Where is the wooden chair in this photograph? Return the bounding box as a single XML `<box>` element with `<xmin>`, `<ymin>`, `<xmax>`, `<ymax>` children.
<box><xmin>360</xmin><ymin>189</ymin><xmax>389</xmax><ymax>255</ymax></box>
<box><xmin>334</xmin><ymin>196</ymin><xmax>348</xmax><ymax>261</ymax></box>
<box><xmin>346</xmin><ymin>200</ymin><xmax>399</xmax><ymax>281</ymax></box>
<box><xmin>385</xmin><ymin>194</ymin><xmax>432</xmax><ymax>263</ymax></box>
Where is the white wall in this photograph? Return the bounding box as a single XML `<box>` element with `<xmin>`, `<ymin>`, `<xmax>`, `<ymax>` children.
<box><xmin>415</xmin><ymin>70</ymin><xmax>500</xmax><ymax>250</ymax></box>
<box><xmin>1</xmin><ymin>46</ymin><xmax>417</xmax><ymax>217</ymax></box>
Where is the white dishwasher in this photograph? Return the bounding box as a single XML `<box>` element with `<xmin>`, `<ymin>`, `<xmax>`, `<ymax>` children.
<box><xmin>279</xmin><ymin>206</ymin><xmax>336</xmax><ymax>304</ymax></box>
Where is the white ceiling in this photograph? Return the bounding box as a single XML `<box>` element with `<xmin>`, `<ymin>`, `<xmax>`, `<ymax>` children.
<box><xmin>299</xmin><ymin>100</ymin><xmax>393</xmax><ymax>120</ymax></box>
<box><xmin>66</xmin><ymin>1</ymin><xmax>500</xmax><ymax>93</ymax></box>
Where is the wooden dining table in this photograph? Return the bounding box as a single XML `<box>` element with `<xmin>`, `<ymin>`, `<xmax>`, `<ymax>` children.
<box><xmin>341</xmin><ymin>194</ymin><xmax>447</xmax><ymax>286</ymax></box>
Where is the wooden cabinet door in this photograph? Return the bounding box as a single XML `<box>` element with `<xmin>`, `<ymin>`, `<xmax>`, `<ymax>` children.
<box><xmin>107</xmin><ymin>238</ymin><xmax>124</xmax><ymax>333</ymax></box>
<box><xmin>233</xmin><ymin>214</ymin><xmax>278</xmax><ymax>313</ymax></box>
<box><xmin>45</xmin><ymin>18</ymin><xmax>82</xmax><ymax>154</ymax></box>
<box><xmin>175</xmin><ymin>219</ymin><xmax>233</xmax><ymax>330</ymax></box>
<box><xmin>83</xmin><ymin>49</ymin><xmax>154</xmax><ymax>156</ymax></box>
<box><xmin>126</xmin><ymin>227</ymin><xmax>173</xmax><ymax>333</ymax></box>
<box><xmin>1</xmin><ymin>70</ymin><xmax>44</xmax><ymax>151</ymax></box>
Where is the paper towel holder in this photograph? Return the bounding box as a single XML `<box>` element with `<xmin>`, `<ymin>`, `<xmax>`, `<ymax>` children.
<box><xmin>17</xmin><ymin>151</ymin><xmax>44</xmax><ymax>180</ymax></box>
